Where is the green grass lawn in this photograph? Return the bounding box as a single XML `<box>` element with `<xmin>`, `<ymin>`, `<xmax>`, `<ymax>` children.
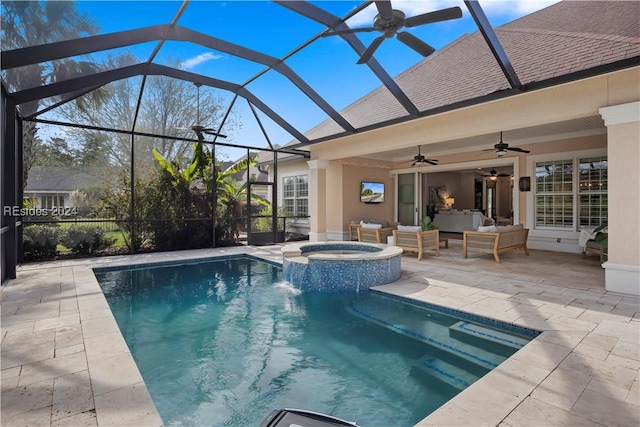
<box><xmin>105</xmin><ymin>230</ymin><xmax>127</xmax><ymax>247</ymax></box>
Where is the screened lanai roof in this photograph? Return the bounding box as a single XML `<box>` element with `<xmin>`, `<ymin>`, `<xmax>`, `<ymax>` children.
<box><xmin>2</xmin><ymin>0</ymin><xmax>639</xmax><ymax>154</ymax></box>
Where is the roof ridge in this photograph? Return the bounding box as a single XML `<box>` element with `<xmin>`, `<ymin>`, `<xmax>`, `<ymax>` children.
<box><xmin>498</xmin><ymin>26</ymin><xmax>640</xmax><ymax>45</ymax></box>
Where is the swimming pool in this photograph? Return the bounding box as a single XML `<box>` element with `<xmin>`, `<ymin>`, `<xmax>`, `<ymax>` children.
<box><xmin>95</xmin><ymin>256</ymin><xmax>538</xmax><ymax>426</ymax></box>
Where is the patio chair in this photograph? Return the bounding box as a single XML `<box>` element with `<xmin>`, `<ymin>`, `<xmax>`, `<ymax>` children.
<box><xmin>582</xmin><ymin>239</ymin><xmax>606</xmax><ymax>263</ymax></box>
<box><xmin>357</xmin><ymin>224</ymin><xmax>395</xmax><ymax>244</ymax></box>
<box><xmin>393</xmin><ymin>228</ymin><xmax>440</xmax><ymax>260</ymax></box>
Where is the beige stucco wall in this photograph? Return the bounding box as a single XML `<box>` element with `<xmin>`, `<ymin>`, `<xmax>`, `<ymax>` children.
<box><xmin>607</xmin><ymin>120</ymin><xmax>640</xmax><ymax>266</ymax></box>
<box><xmin>340</xmin><ymin>162</ymin><xmax>395</xmax><ymax>229</ymax></box>
<box><xmin>599</xmin><ymin>102</ymin><xmax>640</xmax><ymax>295</ymax></box>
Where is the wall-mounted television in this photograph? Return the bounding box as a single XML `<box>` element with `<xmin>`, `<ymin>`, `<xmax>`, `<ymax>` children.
<box><xmin>361</xmin><ymin>181</ymin><xmax>385</xmax><ymax>203</ymax></box>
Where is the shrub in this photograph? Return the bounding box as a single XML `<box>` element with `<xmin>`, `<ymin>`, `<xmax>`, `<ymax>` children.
<box><xmin>61</xmin><ymin>225</ymin><xmax>117</xmax><ymax>255</ymax></box>
<box><xmin>421</xmin><ymin>216</ymin><xmax>438</xmax><ymax>231</ymax></box>
<box><xmin>23</xmin><ymin>225</ymin><xmax>61</xmax><ymax>260</ymax></box>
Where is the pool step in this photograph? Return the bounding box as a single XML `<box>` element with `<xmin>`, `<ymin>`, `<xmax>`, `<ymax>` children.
<box><xmin>449</xmin><ymin>321</ymin><xmax>529</xmax><ymax>358</ymax></box>
<box><xmin>411</xmin><ymin>356</ymin><xmax>479</xmax><ymax>391</ymax></box>
<box><xmin>346</xmin><ymin>298</ymin><xmax>505</xmax><ymax>374</ymax></box>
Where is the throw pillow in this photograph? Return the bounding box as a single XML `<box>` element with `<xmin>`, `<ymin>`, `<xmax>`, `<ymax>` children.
<box><xmin>361</xmin><ymin>223</ymin><xmax>382</xmax><ymax>229</ymax></box>
<box><xmin>477</xmin><ymin>225</ymin><xmax>497</xmax><ymax>232</ymax></box>
<box><xmin>397</xmin><ymin>225</ymin><xmax>422</xmax><ymax>232</ymax></box>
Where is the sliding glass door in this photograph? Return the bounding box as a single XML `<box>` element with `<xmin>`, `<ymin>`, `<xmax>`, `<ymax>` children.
<box><xmin>397</xmin><ymin>173</ymin><xmax>419</xmax><ymax>225</ymax></box>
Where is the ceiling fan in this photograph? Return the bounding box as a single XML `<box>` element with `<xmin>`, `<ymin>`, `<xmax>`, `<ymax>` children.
<box><xmin>321</xmin><ymin>1</ymin><xmax>463</xmax><ymax>64</ymax></box>
<box><xmin>481</xmin><ymin>168</ymin><xmax>511</xmax><ymax>181</ymax></box>
<box><xmin>176</xmin><ymin>83</ymin><xmax>227</xmax><ymax>141</ymax></box>
<box><xmin>483</xmin><ymin>131</ymin><xmax>530</xmax><ymax>157</ymax></box>
<box><xmin>400</xmin><ymin>145</ymin><xmax>439</xmax><ymax>166</ymax></box>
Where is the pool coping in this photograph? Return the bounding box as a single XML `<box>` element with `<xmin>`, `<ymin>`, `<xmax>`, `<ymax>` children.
<box><xmin>2</xmin><ymin>245</ymin><xmax>638</xmax><ymax>427</ymax></box>
<box><xmin>281</xmin><ymin>241</ymin><xmax>402</xmax><ymax>260</ymax></box>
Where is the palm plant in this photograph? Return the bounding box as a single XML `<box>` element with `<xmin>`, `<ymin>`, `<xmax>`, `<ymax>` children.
<box><xmin>1</xmin><ymin>1</ymin><xmax>104</xmax><ymax>187</ymax></box>
<box><xmin>153</xmin><ymin>143</ymin><xmax>268</xmax><ymax>245</ymax></box>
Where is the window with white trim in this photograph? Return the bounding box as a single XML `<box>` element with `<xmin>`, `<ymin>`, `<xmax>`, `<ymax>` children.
<box><xmin>282</xmin><ymin>174</ymin><xmax>308</xmax><ymax>217</ymax></box>
<box><xmin>534</xmin><ymin>156</ymin><xmax>607</xmax><ymax>230</ymax></box>
<box><xmin>578</xmin><ymin>156</ymin><xmax>607</xmax><ymax>227</ymax></box>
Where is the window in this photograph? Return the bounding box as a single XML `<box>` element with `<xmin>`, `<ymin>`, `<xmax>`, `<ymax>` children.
<box><xmin>282</xmin><ymin>174</ymin><xmax>308</xmax><ymax>217</ymax></box>
<box><xmin>42</xmin><ymin>195</ymin><xmax>55</xmax><ymax>210</ymax></box>
<box><xmin>578</xmin><ymin>156</ymin><xmax>607</xmax><ymax>227</ymax></box>
<box><xmin>534</xmin><ymin>156</ymin><xmax>607</xmax><ymax>230</ymax></box>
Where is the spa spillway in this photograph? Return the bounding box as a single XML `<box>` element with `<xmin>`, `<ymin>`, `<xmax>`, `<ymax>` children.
<box><xmin>282</xmin><ymin>242</ymin><xmax>402</xmax><ymax>292</ymax></box>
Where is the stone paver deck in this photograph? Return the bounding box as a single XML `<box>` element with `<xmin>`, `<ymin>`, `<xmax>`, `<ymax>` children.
<box><xmin>1</xmin><ymin>242</ymin><xmax>638</xmax><ymax>426</ymax></box>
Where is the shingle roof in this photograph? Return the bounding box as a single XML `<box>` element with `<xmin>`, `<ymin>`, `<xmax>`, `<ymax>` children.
<box><xmin>301</xmin><ymin>0</ymin><xmax>640</xmax><ymax>144</ymax></box>
<box><xmin>25</xmin><ymin>167</ymin><xmax>106</xmax><ymax>192</ymax></box>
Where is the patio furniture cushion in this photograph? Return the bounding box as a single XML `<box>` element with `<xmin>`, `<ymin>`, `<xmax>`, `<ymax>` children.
<box><xmin>361</xmin><ymin>222</ymin><xmax>382</xmax><ymax>229</ymax></box>
<box><xmin>397</xmin><ymin>225</ymin><xmax>422</xmax><ymax>232</ymax></box>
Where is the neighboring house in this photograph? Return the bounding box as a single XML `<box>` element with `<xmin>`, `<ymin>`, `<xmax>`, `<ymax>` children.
<box><xmin>23</xmin><ymin>166</ymin><xmax>104</xmax><ymax>212</ymax></box>
<box><xmin>223</xmin><ymin>152</ymin><xmax>269</xmax><ymax>200</ymax></box>
<box><xmin>268</xmin><ymin>1</ymin><xmax>640</xmax><ymax>295</ymax></box>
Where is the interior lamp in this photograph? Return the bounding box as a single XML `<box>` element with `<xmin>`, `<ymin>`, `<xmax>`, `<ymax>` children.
<box><xmin>446</xmin><ymin>197</ymin><xmax>455</xmax><ymax>207</ymax></box>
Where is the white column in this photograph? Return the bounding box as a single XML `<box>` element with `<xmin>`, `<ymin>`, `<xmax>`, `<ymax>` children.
<box><xmin>307</xmin><ymin>160</ymin><xmax>330</xmax><ymax>242</ymax></box>
<box><xmin>599</xmin><ymin>101</ymin><xmax>640</xmax><ymax>295</ymax></box>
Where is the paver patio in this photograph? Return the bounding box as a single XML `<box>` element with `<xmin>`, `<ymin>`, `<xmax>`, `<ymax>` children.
<box><xmin>1</xmin><ymin>242</ymin><xmax>638</xmax><ymax>426</ymax></box>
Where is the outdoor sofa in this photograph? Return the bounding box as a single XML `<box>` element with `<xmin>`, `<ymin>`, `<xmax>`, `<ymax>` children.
<box><xmin>463</xmin><ymin>224</ymin><xmax>529</xmax><ymax>263</ymax></box>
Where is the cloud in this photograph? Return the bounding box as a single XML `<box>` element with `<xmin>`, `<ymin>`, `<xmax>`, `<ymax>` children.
<box><xmin>345</xmin><ymin>0</ymin><xmax>561</xmax><ymax>28</ymax></box>
<box><xmin>180</xmin><ymin>52</ymin><xmax>223</xmax><ymax>70</ymax></box>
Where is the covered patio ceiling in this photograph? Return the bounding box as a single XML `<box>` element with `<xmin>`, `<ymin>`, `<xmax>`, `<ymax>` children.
<box><xmin>361</xmin><ymin>115</ymin><xmax>607</xmax><ymax>163</ymax></box>
<box><xmin>2</xmin><ymin>0</ymin><xmax>531</xmax><ymax>153</ymax></box>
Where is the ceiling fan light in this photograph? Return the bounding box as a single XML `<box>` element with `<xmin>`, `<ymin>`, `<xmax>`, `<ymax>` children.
<box><xmin>496</xmin><ymin>149</ymin><xmax>506</xmax><ymax>157</ymax></box>
<box><xmin>489</xmin><ymin>175</ymin><xmax>498</xmax><ymax>181</ymax></box>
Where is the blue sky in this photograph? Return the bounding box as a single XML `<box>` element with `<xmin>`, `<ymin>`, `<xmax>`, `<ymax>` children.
<box><xmin>72</xmin><ymin>0</ymin><xmax>561</xmax><ymax>159</ymax></box>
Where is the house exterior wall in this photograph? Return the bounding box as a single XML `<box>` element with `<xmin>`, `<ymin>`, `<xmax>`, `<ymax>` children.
<box><xmin>600</xmin><ymin>101</ymin><xmax>640</xmax><ymax>295</ymax></box>
<box><xmin>23</xmin><ymin>191</ymin><xmax>72</xmax><ymax>209</ymax></box>
<box><xmin>339</xmin><ymin>160</ymin><xmax>395</xmax><ymax>233</ymax></box>
<box><xmin>303</xmin><ymin>67</ymin><xmax>639</xmax><ymax>294</ymax></box>
<box><xmin>267</xmin><ymin>157</ymin><xmax>310</xmax><ymax>235</ymax></box>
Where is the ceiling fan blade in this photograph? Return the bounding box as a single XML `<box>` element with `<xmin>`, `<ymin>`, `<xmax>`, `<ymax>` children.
<box><xmin>374</xmin><ymin>1</ymin><xmax>394</xmax><ymax>21</ymax></box>
<box><xmin>321</xmin><ymin>27</ymin><xmax>376</xmax><ymax>37</ymax></box>
<box><xmin>404</xmin><ymin>6</ymin><xmax>463</xmax><ymax>28</ymax></box>
<box><xmin>506</xmin><ymin>147</ymin><xmax>531</xmax><ymax>153</ymax></box>
<box><xmin>426</xmin><ymin>160</ymin><xmax>438</xmax><ymax>166</ymax></box>
<box><xmin>357</xmin><ymin>36</ymin><xmax>385</xmax><ymax>64</ymax></box>
<box><xmin>194</xmin><ymin>130</ymin><xmax>204</xmax><ymax>141</ymax></box>
<box><xmin>396</xmin><ymin>32</ymin><xmax>435</xmax><ymax>57</ymax></box>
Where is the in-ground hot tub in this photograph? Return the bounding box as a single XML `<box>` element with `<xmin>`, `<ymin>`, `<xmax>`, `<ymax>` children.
<box><xmin>282</xmin><ymin>242</ymin><xmax>403</xmax><ymax>292</ymax></box>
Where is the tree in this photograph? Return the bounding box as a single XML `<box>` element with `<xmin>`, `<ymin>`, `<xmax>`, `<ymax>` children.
<box><xmin>33</xmin><ymin>136</ymin><xmax>75</xmax><ymax>167</ymax></box>
<box><xmin>1</xmin><ymin>1</ymin><xmax>104</xmax><ymax>187</ymax></box>
<box><xmin>56</xmin><ymin>54</ymin><xmax>235</xmax><ymax>172</ymax></box>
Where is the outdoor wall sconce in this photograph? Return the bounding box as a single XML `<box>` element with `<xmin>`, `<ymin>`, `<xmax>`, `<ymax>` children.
<box><xmin>519</xmin><ymin>176</ymin><xmax>531</xmax><ymax>192</ymax></box>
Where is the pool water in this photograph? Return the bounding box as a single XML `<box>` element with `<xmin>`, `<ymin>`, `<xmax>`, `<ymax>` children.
<box><xmin>95</xmin><ymin>257</ymin><xmax>537</xmax><ymax>427</ymax></box>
